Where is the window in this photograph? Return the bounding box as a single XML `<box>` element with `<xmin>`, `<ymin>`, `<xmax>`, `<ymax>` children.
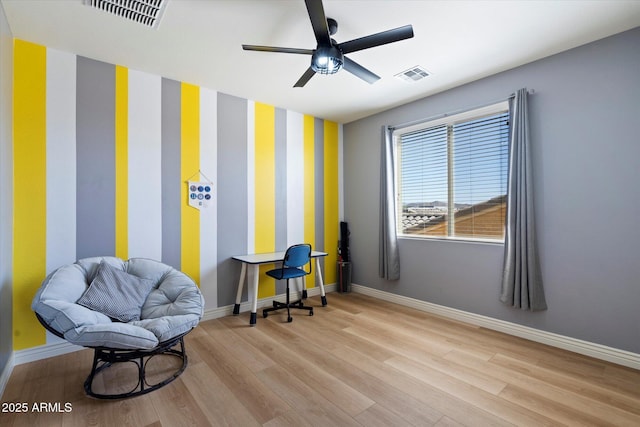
<box><xmin>395</xmin><ymin>102</ymin><xmax>509</xmax><ymax>242</ymax></box>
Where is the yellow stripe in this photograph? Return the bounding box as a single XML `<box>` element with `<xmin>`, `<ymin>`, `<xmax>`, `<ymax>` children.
<box><xmin>303</xmin><ymin>115</ymin><xmax>316</xmax><ymax>288</ymax></box>
<box><xmin>324</xmin><ymin>121</ymin><xmax>339</xmax><ymax>284</ymax></box>
<box><xmin>181</xmin><ymin>83</ymin><xmax>200</xmax><ymax>285</ymax></box>
<box><xmin>115</xmin><ymin>66</ymin><xmax>128</xmax><ymax>259</ymax></box>
<box><xmin>13</xmin><ymin>40</ymin><xmax>47</xmax><ymax>350</ymax></box>
<box><xmin>255</xmin><ymin>103</ymin><xmax>276</xmax><ymax>298</ymax></box>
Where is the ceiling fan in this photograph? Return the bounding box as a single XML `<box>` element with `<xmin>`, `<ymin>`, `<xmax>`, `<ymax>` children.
<box><xmin>242</xmin><ymin>0</ymin><xmax>414</xmax><ymax>87</ymax></box>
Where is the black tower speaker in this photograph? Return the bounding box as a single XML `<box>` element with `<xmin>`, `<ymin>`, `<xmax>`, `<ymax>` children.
<box><xmin>339</xmin><ymin>221</ymin><xmax>350</xmax><ymax>262</ymax></box>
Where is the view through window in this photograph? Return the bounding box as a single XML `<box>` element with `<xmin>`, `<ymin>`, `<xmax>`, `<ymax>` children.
<box><xmin>395</xmin><ymin>102</ymin><xmax>510</xmax><ymax>241</ymax></box>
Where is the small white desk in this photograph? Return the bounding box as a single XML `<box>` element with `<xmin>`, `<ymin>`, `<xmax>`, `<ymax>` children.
<box><xmin>232</xmin><ymin>251</ymin><xmax>328</xmax><ymax>325</ymax></box>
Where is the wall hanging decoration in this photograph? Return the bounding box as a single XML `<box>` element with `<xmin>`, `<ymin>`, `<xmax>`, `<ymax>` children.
<box><xmin>186</xmin><ymin>171</ymin><xmax>213</xmax><ymax>210</ymax></box>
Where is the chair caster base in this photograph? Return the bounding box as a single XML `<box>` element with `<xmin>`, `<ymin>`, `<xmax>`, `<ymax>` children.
<box><xmin>263</xmin><ymin>299</ymin><xmax>314</xmax><ymax>323</ymax></box>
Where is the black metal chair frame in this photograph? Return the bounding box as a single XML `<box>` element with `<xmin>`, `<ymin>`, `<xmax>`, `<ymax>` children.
<box><xmin>263</xmin><ymin>244</ymin><xmax>314</xmax><ymax>323</ymax></box>
<box><xmin>36</xmin><ymin>313</ymin><xmax>189</xmax><ymax>399</ymax></box>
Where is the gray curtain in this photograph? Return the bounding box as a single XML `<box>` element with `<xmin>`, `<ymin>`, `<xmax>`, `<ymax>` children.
<box><xmin>500</xmin><ymin>88</ymin><xmax>547</xmax><ymax>310</ymax></box>
<box><xmin>379</xmin><ymin>125</ymin><xmax>400</xmax><ymax>280</ymax></box>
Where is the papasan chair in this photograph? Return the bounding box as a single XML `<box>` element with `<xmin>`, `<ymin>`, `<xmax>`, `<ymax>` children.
<box><xmin>32</xmin><ymin>256</ymin><xmax>204</xmax><ymax>399</ymax></box>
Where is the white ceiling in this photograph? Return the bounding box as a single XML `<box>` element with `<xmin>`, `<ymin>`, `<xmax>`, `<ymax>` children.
<box><xmin>2</xmin><ymin>0</ymin><xmax>640</xmax><ymax>123</ymax></box>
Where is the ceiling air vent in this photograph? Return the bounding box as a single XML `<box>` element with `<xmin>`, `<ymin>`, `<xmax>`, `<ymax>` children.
<box><xmin>395</xmin><ymin>65</ymin><xmax>430</xmax><ymax>83</ymax></box>
<box><xmin>83</xmin><ymin>0</ymin><xmax>167</xmax><ymax>28</ymax></box>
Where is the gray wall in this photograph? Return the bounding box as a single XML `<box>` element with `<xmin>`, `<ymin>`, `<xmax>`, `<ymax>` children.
<box><xmin>75</xmin><ymin>57</ymin><xmax>116</xmax><ymax>259</ymax></box>
<box><xmin>343</xmin><ymin>27</ymin><xmax>640</xmax><ymax>353</ymax></box>
<box><xmin>216</xmin><ymin>93</ymin><xmax>249</xmax><ymax>307</ymax></box>
<box><xmin>0</xmin><ymin>1</ymin><xmax>14</xmax><ymax>382</ymax></box>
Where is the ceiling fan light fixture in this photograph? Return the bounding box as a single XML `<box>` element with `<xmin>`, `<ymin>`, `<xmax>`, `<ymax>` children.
<box><xmin>311</xmin><ymin>45</ymin><xmax>343</xmax><ymax>75</ymax></box>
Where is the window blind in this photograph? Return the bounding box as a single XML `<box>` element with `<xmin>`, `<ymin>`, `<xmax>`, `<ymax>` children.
<box><xmin>397</xmin><ymin>109</ymin><xmax>509</xmax><ymax>240</ymax></box>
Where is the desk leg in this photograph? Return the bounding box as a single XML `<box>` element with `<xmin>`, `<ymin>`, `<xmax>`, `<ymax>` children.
<box><xmin>248</xmin><ymin>264</ymin><xmax>259</xmax><ymax>326</ymax></box>
<box><xmin>233</xmin><ymin>263</ymin><xmax>247</xmax><ymax>315</ymax></box>
<box><xmin>316</xmin><ymin>258</ymin><xmax>327</xmax><ymax>306</ymax></box>
<box><xmin>296</xmin><ymin>277</ymin><xmax>304</xmax><ymax>300</ymax></box>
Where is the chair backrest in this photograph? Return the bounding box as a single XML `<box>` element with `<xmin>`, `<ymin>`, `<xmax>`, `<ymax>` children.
<box><xmin>283</xmin><ymin>244</ymin><xmax>312</xmax><ymax>271</ymax></box>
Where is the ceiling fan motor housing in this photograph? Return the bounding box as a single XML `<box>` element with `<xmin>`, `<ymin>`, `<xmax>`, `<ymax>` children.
<box><xmin>311</xmin><ymin>44</ymin><xmax>343</xmax><ymax>74</ymax></box>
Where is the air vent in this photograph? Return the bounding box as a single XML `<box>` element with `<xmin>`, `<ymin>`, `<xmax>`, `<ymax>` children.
<box><xmin>395</xmin><ymin>66</ymin><xmax>430</xmax><ymax>83</ymax></box>
<box><xmin>84</xmin><ymin>0</ymin><xmax>167</xmax><ymax>28</ymax></box>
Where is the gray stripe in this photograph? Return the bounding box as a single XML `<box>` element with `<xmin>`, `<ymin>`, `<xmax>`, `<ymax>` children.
<box><xmin>161</xmin><ymin>78</ymin><xmax>181</xmax><ymax>270</ymax></box>
<box><xmin>76</xmin><ymin>57</ymin><xmax>115</xmax><ymax>259</ymax></box>
<box><xmin>274</xmin><ymin>108</ymin><xmax>287</xmax><ymax>252</ymax></box>
<box><xmin>217</xmin><ymin>93</ymin><xmax>248</xmax><ymax>306</ymax></box>
<box><xmin>274</xmin><ymin>108</ymin><xmax>288</xmax><ymax>295</ymax></box>
<box><xmin>315</xmin><ymin>118</ymin><xmax>325</xmax><ymax>274</ymax></box>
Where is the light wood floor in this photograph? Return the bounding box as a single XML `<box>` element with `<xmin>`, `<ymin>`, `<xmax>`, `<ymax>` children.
<box><xmin>2</xmin><ymin>292</ymin><xmax>639</xmax><ymax>426</ymax></box>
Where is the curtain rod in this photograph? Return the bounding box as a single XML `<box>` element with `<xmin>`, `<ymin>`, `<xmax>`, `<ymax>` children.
<box><xmin>389</xmin><ymin>89</ymin><xmax>535</xmax><ymax>131</ymax></box>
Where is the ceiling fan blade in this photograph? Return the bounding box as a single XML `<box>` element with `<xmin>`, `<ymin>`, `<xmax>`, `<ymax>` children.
<box><xmin>304</xmin><ymin>0</ymin><xmax>331</xmax><ymax>45</ymax></box>
<box><xmin>242</xmin><ymin>45</ymin><xmax>314</xmax><ymax>55</ymax></box>
<box><xmin>338</xmin><ymin>25</ymin><xmax>414</xmax><ymax>54</ymax></box>
<box><xmin>294</xmin><ymin>67</ymin><xmax>316</xmax><ymax>87</ymax></box>
<box><xmin>343</xmin><ymin>57</ymin><xmax>380</xmax><ymax>84</ymax></box>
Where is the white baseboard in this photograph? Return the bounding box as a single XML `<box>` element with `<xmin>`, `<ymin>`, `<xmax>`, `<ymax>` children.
<box><xmin>0</xmin><ymin>353</ymin><xmax>15</xmax><ymax>399</ymax></box>
<box><xmin>2</xmin><ymin>340</ymin><xmax>84</xmax><ymax>398</ymax></box>
<box><xmin>8</xmin><ymin>284</ymin><xmax>339</xmax><ymax>369</ymax></box>
<box><xmin>202</xmin><ymin>283</ymin><xmax>337</xmax><ymax>322</ymax></box>
<box><xmin>13</xmin><ymin>340</ymin><xmax>84</xmax><ymax>366</ymax></box>
<box><xmin>10</xmin><ymin>281</ymin><xmax>635</xmax><ymax>376</ymax></box>
<box><xmin>350</xmin><ymin>283</ymin><xmax>640</xmax><ymax>370</ymax></box>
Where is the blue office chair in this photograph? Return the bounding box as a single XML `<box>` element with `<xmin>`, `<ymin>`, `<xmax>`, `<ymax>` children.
<box><xmin>263</xmin><ymin>244</ymin><xmax>314</xmax><ymax>322</ymax></box>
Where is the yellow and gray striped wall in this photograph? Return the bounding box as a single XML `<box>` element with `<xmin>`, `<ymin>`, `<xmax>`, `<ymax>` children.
<box><xmin>13</xmin><ymin>39</ymin><xmax>342</xmax><ymax>351</ymax></box>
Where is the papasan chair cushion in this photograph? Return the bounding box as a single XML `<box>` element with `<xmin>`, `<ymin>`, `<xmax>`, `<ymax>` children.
<box><xmin>32</xmin><ymin>256</ymin><xmax>204</xmax><ymax>350</ymax></box>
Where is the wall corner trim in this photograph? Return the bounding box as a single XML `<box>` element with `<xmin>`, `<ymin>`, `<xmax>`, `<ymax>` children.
<box><xmin>0</xmin><ymin>352</ymin><xmax>15</xmax><ymax>399</ymax></box>
<box><xmin>350</xmin><ymin>283</ymin><xmax>640</xmax><ymax>370</ymax></box>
